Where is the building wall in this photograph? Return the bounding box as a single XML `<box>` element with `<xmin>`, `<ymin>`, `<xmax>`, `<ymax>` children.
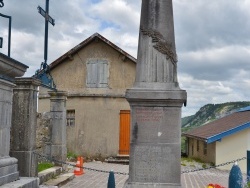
<box><xmin>39</xmin><ymin>39</ymin><xmax>136</xmax><ymax>157</ymax></box>
<box><xmin>216</xmin><ymin>129</ymin><xmax>249</xmax><ymax>173</ymax></box>
<box><xmin>49</xmin><ymin>40</ymin><xmax>135</xmax><ymax>94</ymax></box>
<box><xmin>187</xmin><ymin>138</ymin><xmax>215</xmax><ymax>164</ymax></box>
<box><xmin>65</xmin><ymin>96</ymin><xmax>130</xmax><ymax>157</ymax></box>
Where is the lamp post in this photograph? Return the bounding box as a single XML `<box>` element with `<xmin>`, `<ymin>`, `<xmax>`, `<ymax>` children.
<box><xmin>0</xmin><ymin>37</ymin><xmax>2</xmax><ymax>48</ymax></box>
<box><xmin>0</xmin><ymin>0</ymin><xmax>4</xmax><ymax>7</ymax></box>
<box><xmin>0</xmin><ymin>0</ymin><xmax>12</xmax><ymax>57</ymax></box>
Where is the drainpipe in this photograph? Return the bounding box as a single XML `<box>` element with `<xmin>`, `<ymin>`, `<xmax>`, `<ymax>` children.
<box><xmin>247</xmin><ymin>129</ymin><xmax>250</xmax><ymax>180</ymax></box>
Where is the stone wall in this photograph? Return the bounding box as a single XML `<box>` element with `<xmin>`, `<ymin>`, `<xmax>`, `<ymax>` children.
<box><xmin>36</xmin><ymin>112</ymin><xmax>51</xmax><ymax>162</ymax></box>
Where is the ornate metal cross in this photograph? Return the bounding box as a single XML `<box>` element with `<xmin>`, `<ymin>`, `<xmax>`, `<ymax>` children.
<box><xmin>38</xmin><ymin>0</ymin><xmax>55</xmax><ymax>65</ymax></box>
<box><xmin>35</xmin><ymin>0</ymin><xmax>56</xmax><ymax>89</ymax></box>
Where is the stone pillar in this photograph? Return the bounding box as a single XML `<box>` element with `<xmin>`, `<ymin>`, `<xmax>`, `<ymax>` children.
<box><xmin>48</xmin><ymin>91</ymin><xmax>67</xmax><ymax>166</ymax></box>
<box><xmin>0</xmin><ymin>52</ymin><xmax>29</xmax><ymax>186</ymax></box>
<box><xmin>124</xmin><ymin>1</ymin><xmax>187</xmax><ymax>188</ymax></box>
<box><xmin>0</xmin><ymin>79</ymin><xmax>19</xmax><ymax>186</ymax></box>
<box><xmin>10</xmin><ymin>77</ymin><xmax>41</xmax><ymax>177</ymax></box>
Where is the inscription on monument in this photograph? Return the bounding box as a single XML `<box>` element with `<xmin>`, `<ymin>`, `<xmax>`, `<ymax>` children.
<box><xmin>133</xmin><ymin>145</ymin><xmax>176</xmax><ymax>182</ymax></box>
<box><xmin>135</xmin><ymin>107</ymin><xmax>163</xmax><ymax>123</ymax></box>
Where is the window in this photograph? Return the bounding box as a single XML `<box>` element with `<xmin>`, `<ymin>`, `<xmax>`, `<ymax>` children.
<box><xmin>86</xmin><ymin>59</ymin><xmax>109</xmax><ymax>88</ymax></box>
<box><xmin>67</xmin><ymin>110</ymin><xmax>75</xmax><ymax>126</ymax></box>
<box><xmin>203</xmin><ymin>142</ymin><xmax>207</xmax><ymax>155</ymax></box>
<box><xmin>197</xmin><ymin>140</ymin><xmax>199</xmax><ymax>152</ymax></box>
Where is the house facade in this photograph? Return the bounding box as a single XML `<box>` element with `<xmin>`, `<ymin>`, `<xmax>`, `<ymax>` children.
<box><xmin>183</xmin><ymin>107</ymin><xmax>250</xmax><ymax>173</ymax></box>
<box><xmin>38</xmin><ymin>33</ymin><xmax>136</xmax><ymax>158</ymax></box>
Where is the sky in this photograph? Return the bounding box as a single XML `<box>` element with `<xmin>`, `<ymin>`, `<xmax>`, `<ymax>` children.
<box><xmin>0</xmin><ymin>0</ymin><xmax>250</xmax><ymax>117</ymax></box>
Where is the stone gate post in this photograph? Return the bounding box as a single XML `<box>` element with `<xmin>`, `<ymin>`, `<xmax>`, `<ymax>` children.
<box><xmin>10</xmin><ymin>77</ymin><xmax>41</xmax><ymax>177</ymax></box>
<box><xmin>48</xmin><ymin>91</ymin><xmax>67</xmax><ymax>166</ymax></box>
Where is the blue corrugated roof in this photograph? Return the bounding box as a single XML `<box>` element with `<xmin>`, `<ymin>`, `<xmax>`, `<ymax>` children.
<box><xmin>206</xmin><ymin>121</ymin><xmax>250</xmax><ymax>143</ymax></box>
<box><xmin>237</xmin><ymin>106</ymin><xmax>250</xmax><ymax>112</ymax></box>
<box><xmin>183</xmin><ymin>107</ymin><xmax>250</xmax><ymax>144</ymax></box>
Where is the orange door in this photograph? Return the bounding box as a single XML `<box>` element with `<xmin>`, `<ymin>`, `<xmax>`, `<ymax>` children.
<box><xmin>119</xmin><ymin>110</ymin><xmax>130</xmax><ymax>155</ymax></box>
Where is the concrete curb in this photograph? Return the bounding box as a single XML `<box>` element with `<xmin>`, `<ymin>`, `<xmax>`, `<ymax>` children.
<box><xmin>38</xmin><ymin>167</ymin><xmax>62</xmax><ymax>185</ymax></box>
<box><xmin>42</xmin><ymin>173</ymin><xmax>75</xmax><ymax>187</ymax></box>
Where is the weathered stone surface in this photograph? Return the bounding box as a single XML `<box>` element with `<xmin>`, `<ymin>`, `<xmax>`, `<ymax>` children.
<box><xmin>0</xmin><ymin>80</ymin><xmax>14</xmax><ymax>158</ymax></box>
<box><xmin>134</xmin><ymin>0</ymin><xmax>178</xmax><ymax>90</ymax></box>
<box><xmin>0</xmin><ymin>157</ymin><xmax>19</xmax><ymax>186</ymax></box>
<box><xmin>0</xmin><ymin>53</ymin><xmax>36</xmax><ymax>187</ymax></box>
<box><xmin>1</xmin><ymin>177</ymin><xmax>39</xmax><ymax>188</ymax></box>
<box><xmin>0</xmin><ymin>79</ymin><xmax>19</xmax><ymax>186</ymax></box>
<box><xmin>9</xmin><ymin>151</ymin><xmax>37</xmax><ymax>177</ymax></box>
<box><xmin>0</xmin><ymin>52</ymin><xmax>28</xmax><ymax>80</ymax></box>
<box><xmin>38</xmin><ymin>166</ymin><xmax>62</xmax><ymax>185</ymax></box>
<box><xmin>10</xmin><ymin>77</ymin><xmax>41</xmax><ymax>177</ymax></box>
<box><xmin>48</xmin><ymin>91</ymin><xmax>68</xmax><ymax>167</ymax></box>
<box><xmin>124</xmin><ymin>0</ymin><xmax>187</xmax><ymax>187</ymax></box>
<box><xmin>36</xmin><ymin>112</ymin><xmax>51</xmax><ymax>162</ymax></box>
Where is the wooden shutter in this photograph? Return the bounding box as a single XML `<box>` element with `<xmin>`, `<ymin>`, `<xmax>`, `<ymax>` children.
<box><xmin>86</xmin><ymin>59</ymin><xmax>109</xmax><ymax>88</ymax></box>
<box><xmin>98</xmin><ymin>60</ymin><xmax>109</xmax><ymax>88</ymax></box>
<box><xmin>86</xmin><ymin>59</ymin><xmax>98</xmax><ymax>87</ymax></box>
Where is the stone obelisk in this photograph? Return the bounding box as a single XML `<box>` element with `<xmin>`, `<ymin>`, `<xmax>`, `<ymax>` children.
<box><xmin>124</xmin><ymin>1</ymin><xmax>187</xmax><ymax>187</ymax></box>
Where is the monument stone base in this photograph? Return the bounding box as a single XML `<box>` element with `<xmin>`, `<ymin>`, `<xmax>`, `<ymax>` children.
<box><xmin>10</xmin><ymin>151</ymin><xmax>37</xmax><ymax>177</ymax></box>
<box><xmin>0</xmin><ymin>157</ymin><xmax>19</xmax><ymax>186</ymax></box>
<box><xmin>124</xmin><ymin>88</ymin><xmax>186</xmax><ymax>188</ymax></box>
<box><xmin>124</xmin><ymin>182</ymin><xmax>181</xmax><ymax>188</ymax></box>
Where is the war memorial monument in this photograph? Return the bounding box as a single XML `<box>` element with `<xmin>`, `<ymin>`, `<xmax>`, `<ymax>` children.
<box><xmin>124</xmin><ymin>0</ymin><xmax>187</xmax><ymax>187</ymax></box>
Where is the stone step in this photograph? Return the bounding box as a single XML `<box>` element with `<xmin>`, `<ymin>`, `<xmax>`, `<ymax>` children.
<box><xmin>116</xmin><ymin>154</ymin><xmax>129</xmax><ymax>159</ymax></box>
<box><xmin>39</xmin><ymin>186</ymin><xmax>58</xmax><ymax>188</ymax></box>
<box><xmin>1</xmin><ymin>177</ymin><xmax>39</xmax><ymax>188</ymax></box>
<box><xmin>38</xmin><ymin>167</ymin><xmax>62</xmax><ymax>185</ymax></box>
<box><xmin>105</xmin><ymin>157</ymin><xmax>129</xmax><ymax>165</ymax></box>
<box><xmin>42</xmin><ymin>173</ymin><xmax>75</xmax><ymax>187</ymax></box>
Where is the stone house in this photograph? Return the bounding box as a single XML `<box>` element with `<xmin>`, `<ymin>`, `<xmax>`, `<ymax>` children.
<box><xmin>182</xmin><ymin>106</ymin><xmax>250</xmax><ymax>173</ymax></box>
<box><xmin>38</xmin><ymin>33</ymin><xmax>136</xmax><ymax>158</ymax></box>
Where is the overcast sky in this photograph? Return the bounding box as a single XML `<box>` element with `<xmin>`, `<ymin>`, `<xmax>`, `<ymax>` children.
<box><xmin>1</xmin><ymin>0</ymin><xmax>250</xmax><ymax>117</ymax></box>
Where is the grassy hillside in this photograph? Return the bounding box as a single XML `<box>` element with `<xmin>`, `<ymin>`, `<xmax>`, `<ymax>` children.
<box><xmin>181</xmin><ymin>101</ymin><xmax>250</xmax><ymax>133</ymax></box>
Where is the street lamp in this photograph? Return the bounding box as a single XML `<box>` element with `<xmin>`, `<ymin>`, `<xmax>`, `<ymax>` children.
<box><xmin>0</xmin><ymin>37</ymin><xmax>2</xmax><ymax>48</ymax></box>
<box><xmin>0</xmin><ymin>0</ymin><xmax>4</xmax><ymax>8</ymax></box>
<box><xmin>0</xmin><ymin>0</ymin><xmax>12</xmax><ymax>57</ymax></box>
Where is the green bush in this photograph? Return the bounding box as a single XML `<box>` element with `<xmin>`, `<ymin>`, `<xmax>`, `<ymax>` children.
<box><xmin>67</xmin><ymin>152</ymin><xmax>78</xmax><ymax>161</ymax></box>
<box><xmin>202</xmin><ymin>164</ymin><xmax>207</xmax><ymax>168</ymax></box>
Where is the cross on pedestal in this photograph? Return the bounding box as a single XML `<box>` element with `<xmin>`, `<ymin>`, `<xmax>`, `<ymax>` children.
<box><xmin>36</xmin><ymin>0</ymin><xmax>56</xmax><ymax>89</ymax></box>
<box><xmin>38</xmin><ymin>0</ymin><xmax>55</xmax><ymax>65</ymax></box>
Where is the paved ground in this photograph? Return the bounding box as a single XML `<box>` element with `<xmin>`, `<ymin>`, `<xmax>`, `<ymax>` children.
<box><xmin>60</xmin><ymin>161</ymin><xmax>241</xmax><ymax>188</ymax></box>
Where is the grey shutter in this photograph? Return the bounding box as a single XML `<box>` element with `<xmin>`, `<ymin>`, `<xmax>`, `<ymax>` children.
<box><xmin>86</xmin><ymin>59</ymin><xmax>109</xmax><ymax>88</ymax></box>
<box><xmin>98</xmin><ymin>60</ymin><xmax>109</xmax><ymax>88</ymax></box>
<box><xmin>86</xmin><ymin>60</ymin><xmax>98</xmax><ymax>87</ymax></box>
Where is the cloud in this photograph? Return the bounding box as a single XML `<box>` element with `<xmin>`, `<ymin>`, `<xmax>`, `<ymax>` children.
<box><xmin>179</xmin><ymin>45</ymin><xmax>250</xmax><ymax>81</ymax></box>
<box><xmin>1</xmin><ymin>0</ymin><xmax>250</xmax><ymax>117</ymax></box>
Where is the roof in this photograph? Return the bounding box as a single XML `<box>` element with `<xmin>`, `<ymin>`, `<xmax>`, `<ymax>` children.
<box><xmin>182</xmin><ymin>107</ymin><xmax>250</xmax><ymax>143</ymax></box>
<box><xmin>49</xmin><ymin>33</ymin><xmax>137</xmax><ymax>70</ymax></box>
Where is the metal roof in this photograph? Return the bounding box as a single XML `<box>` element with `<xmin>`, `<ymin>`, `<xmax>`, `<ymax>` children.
<box><xmin>182</xmin><ymin>107</ymin><xmax>250</xmax><ymax>143</ymax></box>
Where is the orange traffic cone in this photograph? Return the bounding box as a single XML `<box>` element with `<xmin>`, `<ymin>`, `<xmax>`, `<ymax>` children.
<box><xmin>74</xmin><ymin>156</ymin><xmax>84</xmax><ymax>175</ymax></box>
